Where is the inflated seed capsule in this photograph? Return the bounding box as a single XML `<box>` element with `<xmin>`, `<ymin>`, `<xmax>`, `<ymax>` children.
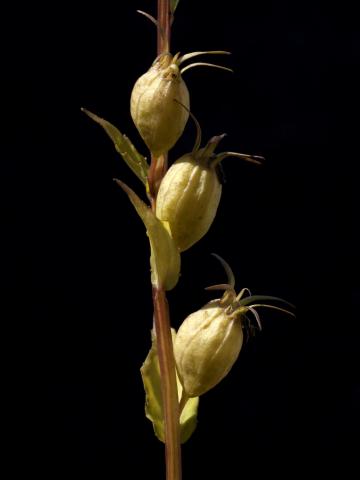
<box><xmin>156</xmin><ymin>119</ymin><xmax>264</xmax><ymax>252</ymax></box>
<box><xmin>175</xmin><ymin>300</ymin><xmax>244</xmax><ymax>398</ymax></box>
<box><xmin>174</xmin><ymin>255</ymin><xmax>295</xmax><ymax>398</ymax></box>
<box><xmin>130</xmin><ymin>50</ymin><xmax>232</xmax><ymax>157</ymax></box>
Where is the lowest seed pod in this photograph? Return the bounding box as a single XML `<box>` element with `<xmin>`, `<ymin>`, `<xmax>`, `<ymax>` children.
<box><xmin>130</xmin><ymin>50</ymin><xmax>232</xmax><ymax>157</ymax></box>
<box><xmin>156</xmin><ymin>115</ymin><xmax>264</xmax><ymax>252</ymax></box>
<box><xmin>174</xmin><ymin>255</ymin><xmax>295</xmax><ymax>398</ymax></box>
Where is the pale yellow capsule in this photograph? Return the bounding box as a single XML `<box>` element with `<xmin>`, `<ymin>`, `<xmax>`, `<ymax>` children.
<box><xmin>130</xmin><ymin>53</ymin><xmax>190</xmax><ymax>157</ymax></box>
<box><xmin>156</xmin><ymin>149</ymin><xmax>222</xmax><ymax>252</ymax></box>
<box><xmin>174</xmin><ymin>300</ymin><xmax>244</xmax><ymax>398</ymax></box>
<box><xmin>131</xmin><ymin>50</ymin><xmax>233</xmax><ymax>156</ymax></box>
<box><xmin>174</xmin><ymin>255</ymin><xmax>295</xmax><ymax>398</ymax></box>
<box><xmin>156</xmin><ymin>133</ymin><xmax>263</xmax><ymax>252</ymax></box>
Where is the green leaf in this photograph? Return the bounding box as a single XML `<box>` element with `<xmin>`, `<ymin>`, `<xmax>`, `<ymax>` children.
<box><xmin>140</xmin><ymin>329</ymin><xmax>199</xmax><ymax>444</ymax></box>
<box><xmin>170</xmin><ymin>0</ymin><xmax>181</xmax><ymax>14</ymax></box>
<box><xmin>177</xmin><ymin>380</ymin><xmax>199</xmax><ymax>443</ymax></box>
<box><xmin>82</xmin><ymin>108</ymin><xmax>148</xmax><ymax>186</ymax></box>
<box><xmin>114</xmin><ymin>179</ymin><xmax>180</xmax><ymax>291</ymax></box>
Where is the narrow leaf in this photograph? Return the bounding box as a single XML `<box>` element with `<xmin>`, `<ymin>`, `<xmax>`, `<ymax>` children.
<box><xmin>177</xmin><ymin>379</ymin><xmax>199</xmax><ymax>443</ymax></box>
<box><xmin>82</xmin><ymin>108</ymin><xmax>148</xmax><ymax>185</ymax></box>
<box><xmin>140</xmin><ymin>329</ymin><xmax>199</xmax><ymax>444</ymax></box>
<box><xmin>141</xmin><ymin>330</ymin><xmax>163</xmax><ymax>441</ymax></box>
<box><xmin>170</xmin><ymin>0</ymin><xmax>181</xmax><ymax>14</ymax></box>
<box><xmin>114</xmin><ymin>179</ymin><xmax>180</xmax><ymax>291</ymax></box>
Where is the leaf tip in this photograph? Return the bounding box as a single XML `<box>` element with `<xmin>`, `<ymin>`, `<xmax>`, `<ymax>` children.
<box><xmin>113</xmin><ymin>177</ymin><xmax>127</xmax><ymax>192</ymax></box>
<box><xmin>81</xmin><ymin>107</ymin><xmax>99</xmax><ymax>122</ymax></box>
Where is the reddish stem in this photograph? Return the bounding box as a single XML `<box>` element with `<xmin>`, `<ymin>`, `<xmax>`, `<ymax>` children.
<box><xmin>153</xmin><ymin>287</ymin><xmax>182</xmax><ymax>480</ymax></box>
<box><xmin>157</xmin><ymin>0</ymin><xmax>171</xmax><ymax>54</ymax></box>
<box><xmin>148</xmin><ymin>154</ymin><xmax>168</xmax><ymax>206</ymax></box>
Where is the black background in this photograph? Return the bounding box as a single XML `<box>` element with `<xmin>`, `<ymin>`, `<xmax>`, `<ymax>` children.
<box><xmin>6</xmin><ymin>0</ymin><xmax>358</xmax><ymax>478</ymax></box>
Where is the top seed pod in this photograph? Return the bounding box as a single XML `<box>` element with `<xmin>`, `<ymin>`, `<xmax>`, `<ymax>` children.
<box><xmin>130</xmin><ymin>51</ymin><xmax>232</xmax><ymax>157</ymax></box>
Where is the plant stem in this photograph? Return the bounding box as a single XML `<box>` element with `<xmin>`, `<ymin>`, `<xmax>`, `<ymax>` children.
<box><xmin>157</xmin><ymin>0</ymin><xmax>171</xmax><ymax>54</ymax></box>
<box><xmin>153</xmin><ymin>287</ymin><xmax>182</xmax><ymax>480</ymax></box>
<box><xmin>149</xmin><ymin>3</ymin><xmax>182</xmax><ymax>480</ymax></box>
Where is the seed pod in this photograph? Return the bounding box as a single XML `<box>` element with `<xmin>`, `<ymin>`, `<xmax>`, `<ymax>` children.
<box><xmin>175</xmin><ymin>300</ymin><xmax>244</xmax><ymax>398</ymax></box>
<box><xmin>130</xmin><ymin>51</ymin><xmax>232</xmax><ymax>157</ymax></box>
<box><xmin>131</xmin><ymin>53</ymin><xmax>189</xmax><ymax>157</ymax></box>
<box><xmin>156</xmin><ymin>123</ymin><xmax>264</xmax><ymax>251</ymax></box>
<box><xmin>174</xmin><ymin>255</ymin><xmax>295</xmax><ymax>397</ymax></box>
